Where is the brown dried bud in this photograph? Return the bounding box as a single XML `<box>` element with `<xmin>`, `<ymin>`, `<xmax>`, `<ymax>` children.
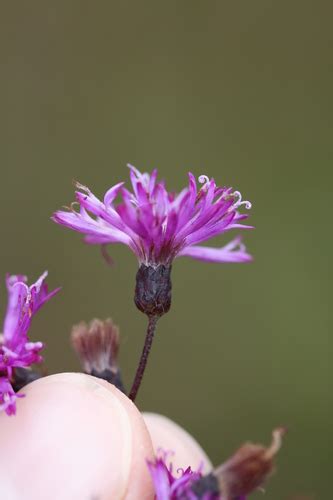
<box><xmin>71</xmin><ymin>318</ymin><xmax>125</xmax><ymax>392</ymax></box>
<box><xmin>215</xmin><ymin>427</ymin><xmax>286</xmax><ymax>499</ymax></box>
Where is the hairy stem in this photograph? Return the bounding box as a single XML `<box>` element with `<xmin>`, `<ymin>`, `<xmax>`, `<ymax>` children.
<box><xmin>129</xmin><ymin>315</ymin><xmax>158</xmax><ymax>402</ymax></box>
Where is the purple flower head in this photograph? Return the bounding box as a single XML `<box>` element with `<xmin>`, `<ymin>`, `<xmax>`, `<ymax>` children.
<box><xmin>147</xmin><ymin>451</ymin><xmax>207</xmax><ymax>500</ymax></box>
<box><xmin>0</xmin><ymin>272</ymin><xmax>60</xmax><ymax>415</ymax></box>
<box><xmin>52</xmin><ymin>165</ymin><xmax>253</xmax><ymax>267</ymax></box>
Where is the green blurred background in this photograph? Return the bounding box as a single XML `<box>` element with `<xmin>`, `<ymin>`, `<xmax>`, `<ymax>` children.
<box><xmin>0</xmin><ymin>1</ymin><xmax>331</xmax><ymax>498</ymax></box>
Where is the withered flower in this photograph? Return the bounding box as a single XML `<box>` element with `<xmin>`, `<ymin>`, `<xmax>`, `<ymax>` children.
<box><xmin>71</xmin><ymin>318</ymin><xmax>125</xmax><ymax>393</ymax></box>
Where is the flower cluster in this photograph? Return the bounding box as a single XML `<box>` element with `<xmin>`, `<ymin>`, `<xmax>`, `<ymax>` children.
<box><xmin>52</xmin><ymin>165</ymin><xmax>253</xmax><ymax>267</ymax></box>
<box><xmin>0</xmin><ymin>272</ymin><xmax>59</xmax><ymax>415</ymax></box>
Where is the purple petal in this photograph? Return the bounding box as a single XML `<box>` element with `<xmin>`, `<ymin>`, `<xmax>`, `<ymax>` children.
<box><xmin>52</xmin><ymin>211</ymin><xmax>132</xmax><ymax>246</ymax></box>
<box><xmin>183</xmin><ymin>211</ymin><xmax>237</xmax><ymax>247</ymax></box>
<box><xmin>0</xmin><ymin>377</ymin><xmax>23</xmax><ymax>416</ymax></box>
<box><xmin>75</xmin><ymin>191</ymin><xmax>125</xmax><ymax>231</ymax></box>
<box><xmin>104</xmin><ymin>182</ymin><xmax>124</xmax><ymax>206</ymax></box>
<box><xmin>147</xmin><ymin>458</ymin><xmax>172</xmax><ymax>500</ymax></box>
<box><xmin>178</xmin><ymin>237</ymin><xmax>253</xmax><ymax>263</ymax></box>
<box><xmin>3</xmin><ymin>277</ymin><xmax>29</xmax><ymax>343</ymax></box>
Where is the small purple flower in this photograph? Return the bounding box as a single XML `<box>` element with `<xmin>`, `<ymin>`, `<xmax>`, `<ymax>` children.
<box><xmin>147</xmin><ymin>451</ymin><xmax>207</xmax><ymax>500</ymax></box>
<box><xmin>0</xmin><ymin>272</ymin><xmax>59</xmax><ymax>415</ymax></box>
<box><xmin>52</xmin><ymin>165</ymin><xmax>253</xmax><ymax>266</ymax></box>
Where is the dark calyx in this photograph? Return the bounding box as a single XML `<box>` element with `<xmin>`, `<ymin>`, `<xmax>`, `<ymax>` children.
<box><xmin>90</xmin><ymin>368</ymin><xmax>126</xmax><ymax>394</ymax></box>
<box><xmin>191</xmin><ymin>473</ymin><xmax>220</xmax><ymax>499</ymax></box>
<box><xmin>12</xmin><ymin>367</ymin><xmax>42</xmax><ymax>392</ymax></box>
<box><xmin>134</xmin><ymin>264</ymin><xmax>172</xmax><ymax>318</ymax></box>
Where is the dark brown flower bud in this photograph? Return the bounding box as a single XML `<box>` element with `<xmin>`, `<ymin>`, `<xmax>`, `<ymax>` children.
<box><xmin>71</xmin><ymin>318</ymin><xmax>125</xmax><ymax>393</ymax></box>
<box><xmin>191</xmin><ymin>427</ymin><xmax>286</xmax><ymax>499</ymax></box>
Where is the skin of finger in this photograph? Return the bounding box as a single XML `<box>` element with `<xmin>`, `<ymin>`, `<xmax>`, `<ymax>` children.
<box><xmin>143</xmin><ymin>412</ymin><xmax>213</xmax><ymax>473</ymax></box>
<box><xmin>0</xmin><ymin>373</ymin><xmax>155</xmax><ymax>500</ymax></box>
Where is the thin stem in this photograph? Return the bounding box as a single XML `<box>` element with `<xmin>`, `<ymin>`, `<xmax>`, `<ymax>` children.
<box><xmin>129</xmin><ymin>315</ymin><xmax>158</xmax><ymax>402</ymax></box>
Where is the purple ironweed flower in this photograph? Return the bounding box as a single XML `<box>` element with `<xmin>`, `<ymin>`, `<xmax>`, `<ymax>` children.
<box><xmin>52</xmin><ymin>166</ymin><xmax>253</xmax><ymax>318</ymax></box>
<box><xmin>147</xmin><ymin>451</ymin><xmax>208</xmax><ymax>500</ymax></box>
<box><xmin>52</xmin><ymin>165</ymin><xmax>252</xmax><ymax>268</ymax></box>
<box><xmin>0</xmin><ymin>272</ymin><xmax>59</xmax><ymax>415</ymax></box>
<box><xmin>52</xmin><ymin>165</ymin><xmax>253</xmax><ymax>401</ymax></box>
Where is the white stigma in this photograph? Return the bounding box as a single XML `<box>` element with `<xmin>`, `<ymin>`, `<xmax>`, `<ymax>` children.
<box><xmin>231</xmin><ymin>191</ymin><xmax>252</xmax><ymax>210</ymax></box>
<box><xmin>198</xmin><ymin>174</ymin><xmax>210</xmax><ymax>187</ymax></box>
